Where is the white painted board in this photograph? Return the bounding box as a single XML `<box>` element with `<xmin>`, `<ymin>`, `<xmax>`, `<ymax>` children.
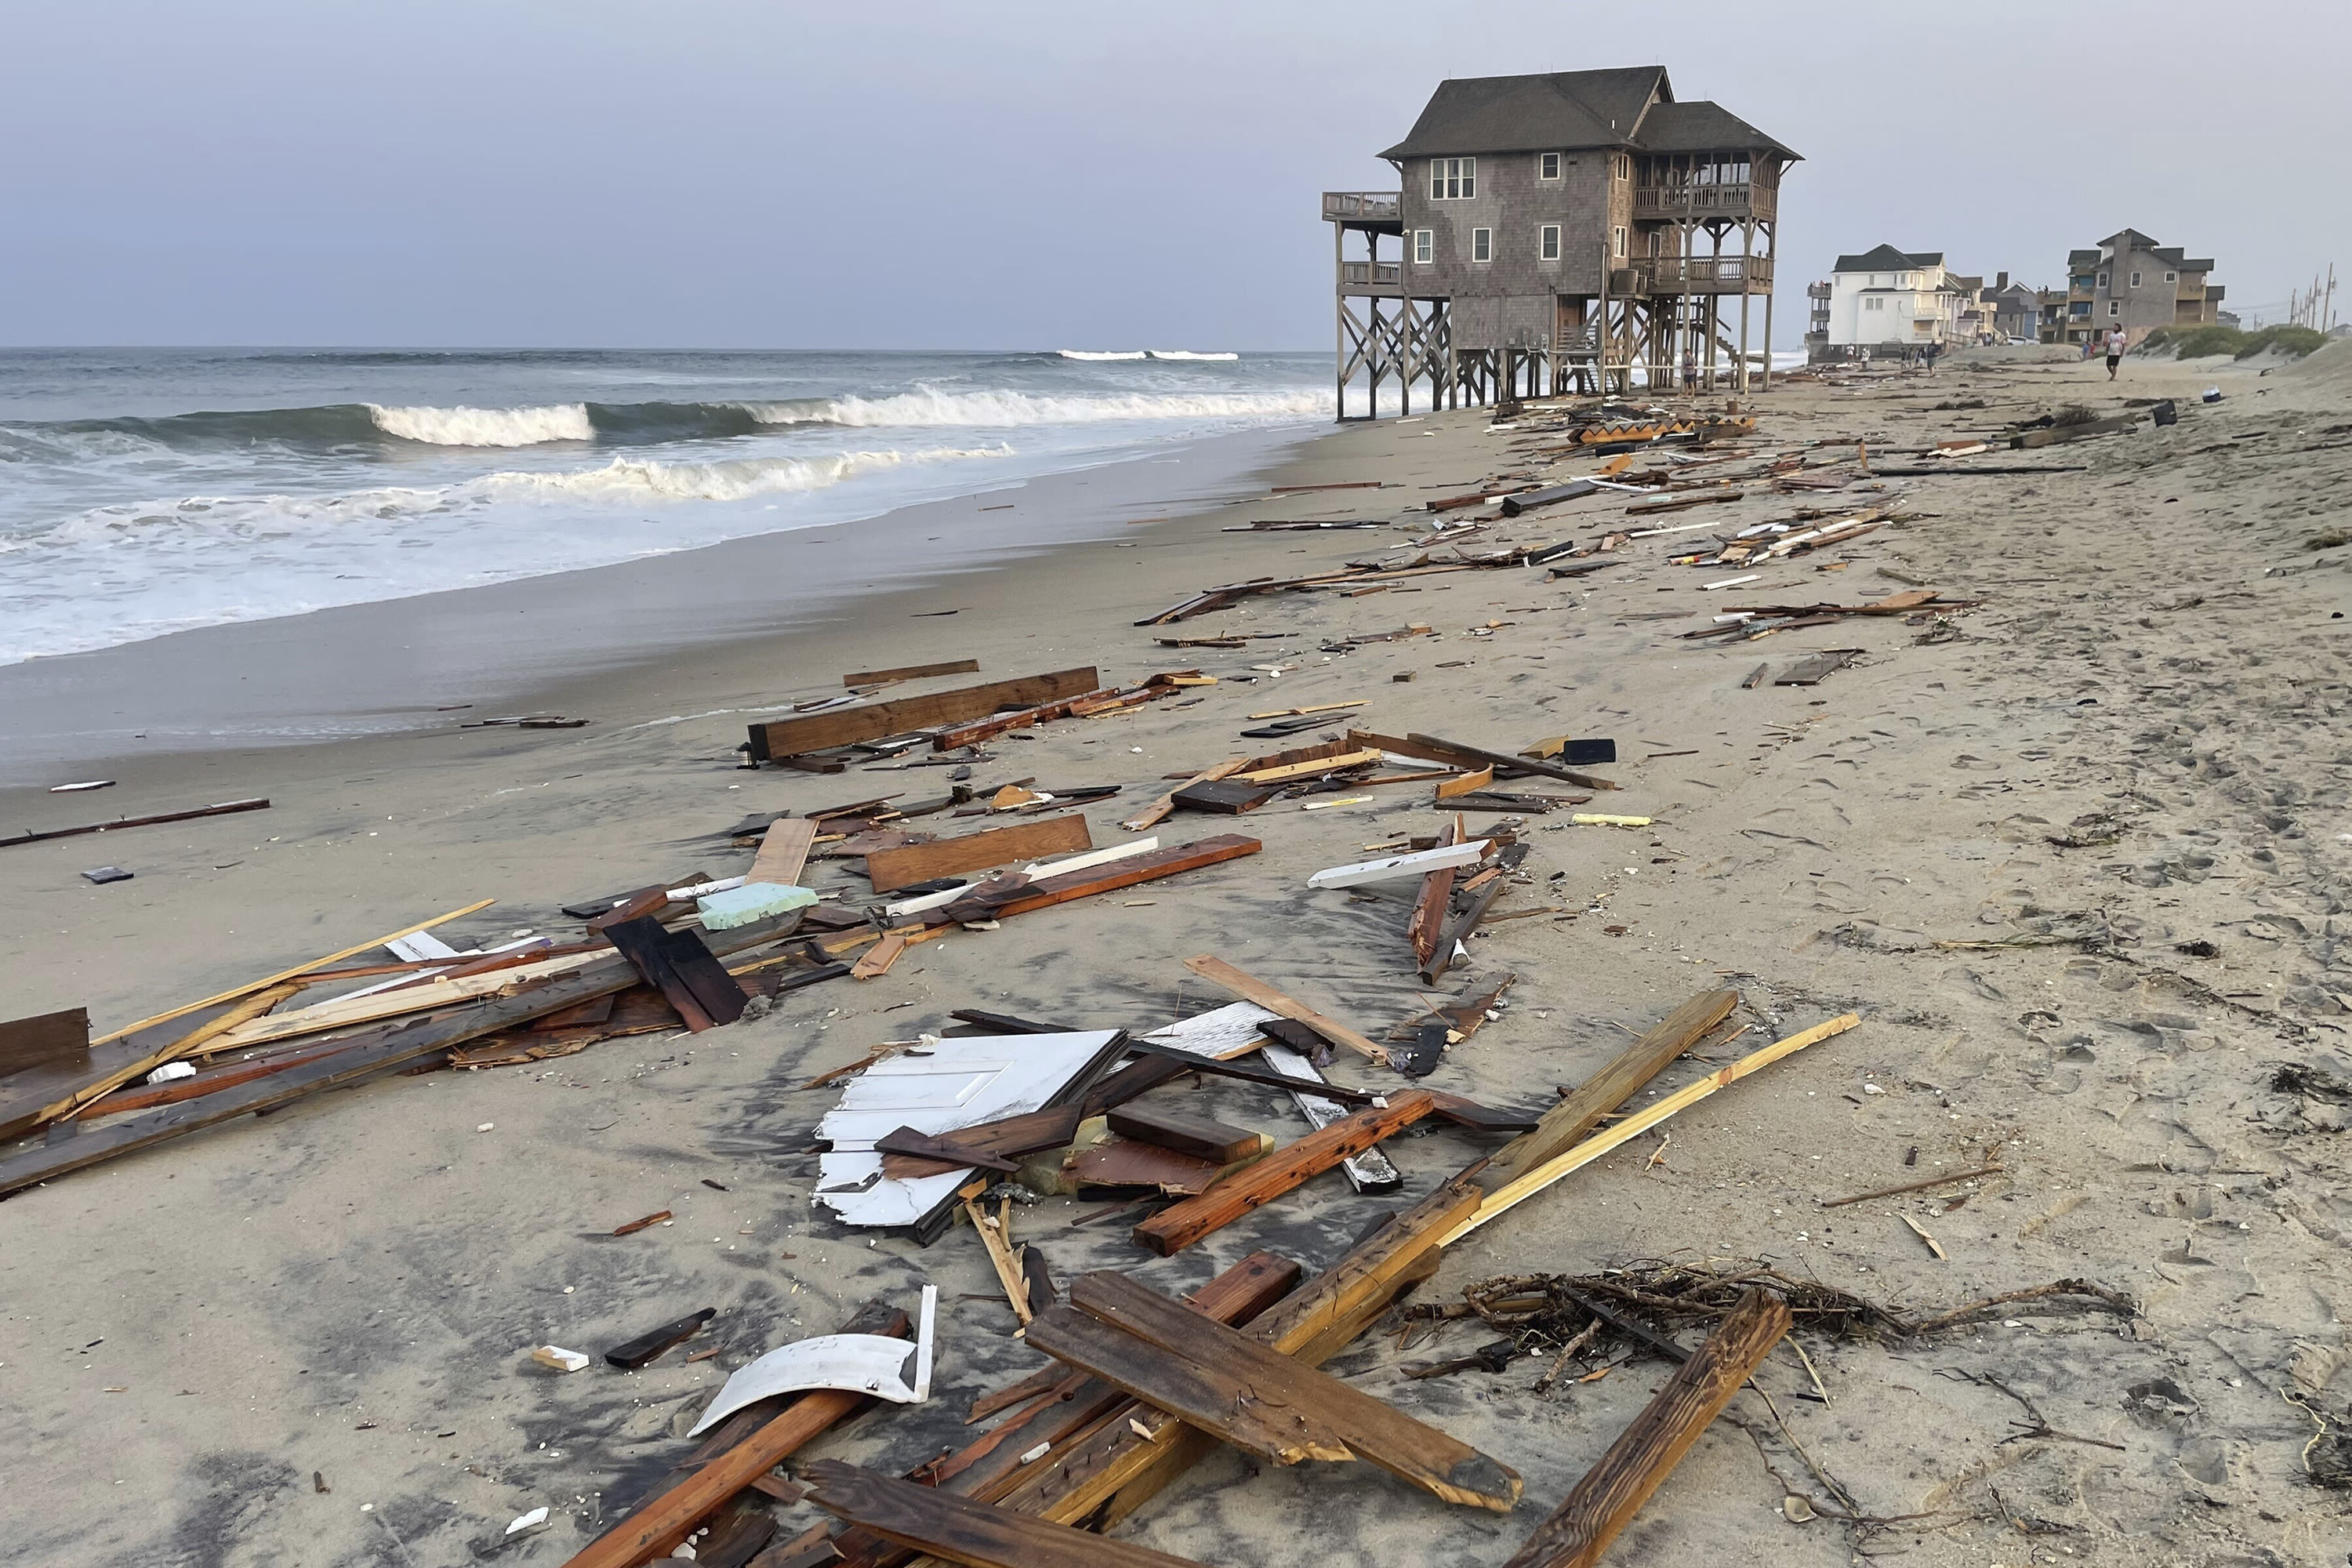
<box><xmin>1307</xmin><ymin>841</ymin><xmax>1490</xmax><ymax>890</ymax></box>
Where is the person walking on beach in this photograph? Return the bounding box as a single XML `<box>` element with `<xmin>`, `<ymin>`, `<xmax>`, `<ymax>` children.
<box><xmin>1680</xmin><ymin>345</ymin><xmax>1697</xmax><ymax>395</ymax></box>
<box><xmin>2105</xmin><ymin>325</ymin><xmax>2126</xmax><ymax>380</ymax></box>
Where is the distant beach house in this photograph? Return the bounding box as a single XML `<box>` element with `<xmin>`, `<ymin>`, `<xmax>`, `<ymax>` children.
<box><xmin>1981</xmin><ymin>274</ymin><xmax>2042</xmax><ymax>342</ymax></box>
<box><xmin>2045</xmin><ymin>230</ymin><xmax>2223</xmax><ymax>347</ymax></box>
<box><xmin>1323</xmin><ymin>66</ymin><xmax>1799</xmax><ymax>415</ymax></box>
<box><xmin>1817</xmin><ymin>245</ymin><xmax>1971</xmax><ymax>357</ymax></box>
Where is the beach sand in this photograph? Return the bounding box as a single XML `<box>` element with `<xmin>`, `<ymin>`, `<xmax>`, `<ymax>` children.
<box><xmin>4</xmin><ymin>343</ymin><xmax>2350</xmax><ymax>1567</ymax></box>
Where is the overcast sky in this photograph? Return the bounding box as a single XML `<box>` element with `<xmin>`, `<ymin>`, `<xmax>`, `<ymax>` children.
<box><xmin>5</xmin><ymin>0</ymin><xmax>2346</xmax><ymax>349</ymax></box>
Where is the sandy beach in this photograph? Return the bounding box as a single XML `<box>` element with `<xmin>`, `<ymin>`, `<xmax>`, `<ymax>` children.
<box><xmin>5</xmin><ymin>343</ymin><xmax>2352</xmax><ymax>1568</ymax></box>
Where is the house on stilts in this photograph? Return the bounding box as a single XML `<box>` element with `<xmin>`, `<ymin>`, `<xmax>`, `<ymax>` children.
<box><xmin>1324</xmin><ymin>66</ymin><xmax>1798</xmax><ymax>416</ymax></box>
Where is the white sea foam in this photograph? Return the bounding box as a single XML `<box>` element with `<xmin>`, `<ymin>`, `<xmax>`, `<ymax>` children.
<box><xmin>488</xmin><ymin>445</ymin><xmax>1009</xmax><ymax>503</ymax></box>
<box><xmin>1148</xmin><ymin>350</ymin><xmax>1240</xmax><ymax>361</ymax></box>
<box><xmin>1057</xmin><ymin>350</ymin><xmax>1149</xmax><ymax>361</ymax></box>
<box><xmin>737</xmin><ymin>387</ymin><xmax>1322</xmax><ymax>428</ymax></box>
<box><xmin>368</xmin><ymin>402</ymin><xmax>595</xmax><ymax>446</ymax></box>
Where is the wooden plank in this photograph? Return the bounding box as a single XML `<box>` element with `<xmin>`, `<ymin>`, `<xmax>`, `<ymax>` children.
<box><xmin>1105</xmin><ymin>1105</ymin><xmax>1262</xmax><ymax>1164</ymax></box>
<box><xmin>1120</xmin><ymin>759</ymin><xmax>1245</xmax><ymax>833</ymax></box>
<box><xmin>79</xmin><ymin>1033</ymin><xmax>371</xmax><ymax>1120</ymax></box>
<box><xmin>0</xmin><ymin>1007</ymin><xmax>89</xmax><ymax>1077</ymax></box>
<box><xmin>938</xmin><ymin>837</ymin><xmax>1261</xmax><ymax>924</ymax></box>
<box><xmin>1485</xmin><ymin>989</ymin><xmax>1739</xmax><ymax>1187</ymax></box>
<box><xmin>1499</xmin><ymin>1290</ymin><xmax>1791</xmax><ymax>1568</ymax></box>
<box><xmin>1434</xmin><ymin>765</ymin><xmax>1494</xmax><ymax>800</ymax></box>
<box><xmin>877</xmin><ymin>1126</ymin><xmax>1019</xmax><ymax>1175</ymax></box>
<box><xmin>1447</xmin><ymin>1014</ymin><xmax>1860</xmax><ymax>1245</ymax></box>
<box><xmin>1234</xmin><ymin>747</ymin><xmax>1383</xmax><ymax>785</ymax></box>
<box><xmin>747</xmin><ymin>818</ymin><xmax>817</xmax><ymax>887</ymax></box>
<box><xmin>1349</xmin><ymin>729</ymin><xmax>1619</xmax><ymax>792</ymax></box>
<box><xmin>0</xmin><ymin>796</ymin><xmax>270</xmax><ymax>850</ymax></box>
<box><xmin>879</xmin><ymin>1106</ymin><xmax>1083</xmax><ymax>1180</ymax></box>
<box><xmin>194</xmin><ymin>952</ymin><xmax>609</xmax><ymax>1053</ymax></box>
<box><xmin>851</xmin><ymin>934</ymin><xmax>909</xmax><ymax>980</ymax></box>
<box><xmin>1131</xmin><ymin>1090</ymin><xmax>1436</xmax><ymax>1255</ymax></box>
<box><xmin>1167</xmin><ymin>778</ymin><xmax>1276</xmax><ymax>815</ymax></box>
<box><xmin>604</xmin><ymin>918</ymin><xmax>748</xmax><ymax>1032</ymax></box>
<box><xmin>748</xmin><ymin>668</ymin><xmax>1099</xmax><ymax>761</ymax></box>
<box><xmin>964</xmin><ymin>1197</ymin><xmax>1034</xmax><ymax>1325</ymax></box>
<box><xmin>1180</xmin><ymin>955</ymin><xmax>1387</xmax><ymax>1065</ymax></box>
<box><xmin>844</xmin><ymin>659</ymin><xmax>981</xmax><ymax>688</ymax></box>
<box><xmin>561</xmin><ymin>1306</ymin><xmax>912</xmax><ymax>1568</ymax></box>
<box><xmin>2011</xmin><ymin>412</ymin><xmax>2135</xmax><ymax>449</ymax></box>
<box><xmin>959</xmin><ymin>1181</ymin><xmax>1476</xmax><ymax>1551</ymax></box>
<box><xmin>1065</xmin><ymin>1137</ymin><xmax>1224</xmax><ymax>1193</ymax></box>
<box><xmin>800</xmin><ymin>1462</ymin><xmax>1207</xmax><ymax>1568</ymax></box>
<box><xmin>866</xmin><ymin>815</ymin><xmax>1091</xmax><ymax>895</ymax></box>
<box><xmin>933</xmin><ymin>687</ymin><xmax>1118</xmax><ymax>751</ymax></box>
<box><xmin>1406</xmin><ymin>820</ymin><xmax>1461</xmax><ymax>966</ymax></box>
<box><xmin>1042</xmin><ymin>1272</ymin><xmax>1520</xmax><ymax>1511</ymax></box>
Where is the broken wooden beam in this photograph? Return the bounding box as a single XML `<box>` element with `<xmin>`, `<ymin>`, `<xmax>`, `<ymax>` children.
<box><xmin>799</xmin><ymin>1461</ymin><xmax>1208</xmax><ymax>1568</ymax></box>
<box><xmin>866</xmin><ymin>815</ymin><xmax>1091</xmax><ymax>895</ymax></box>
<box><xmin>1485</xmin><ymin>989</ymin><xmax>1738</xmax><ymax>1186</ymax></box>
<box><xmin>604</xmin><ymin>918</ymin><xmax>750</xmax><ymax>1032</ymax></box>
<box><xmin>1</xmin><ymin>796</ymin><xmax>270</xmax><ymax>850</ymax></box>
<box><xmin>1348</xmin><ymin>729</ymin><xmax>1619</xmax><ymax>791</ymax></box>
<box><xmin>1105</xmin><ymin>1105</ymin><xmax>1263</xmax><ymax>1165</ymax></box>
<box><xmin>747</xmin><ymin>669</ymin><xmax>1099</xmax><ymax>762</ymax></box>
<box><xmin>1497</xmin><ymin>1290</ymin><xmax>1791</xmax><ymax>1568</ymax></box>
<box><xmin>936</xmin><ymin>837</ymin><xmax>1261</xmax><ymax>924</ymax></box>
<box><xmin>932</xmin><ymin>688</ymin><xmax>1120</xmax><ymax>751</ymax></box>
<box><xmin>1028</xmin><ymin>1272</ymin><xmax>1520</xmax><ymax>1511</ymax></box>
<box><xmin>1131</xmin><ymin>1090</ymin><xmax>1437</xmax><ymax>1255</ymax></box>
<box><xmin>1120</xmin><ymin>759</ymin><xmax>1246</xmax><ymax>832</ymax></box>
<box><xmin>843</xmin><ymin>659</ymin><xmax>982</xmax><ymax>688</ymax></box>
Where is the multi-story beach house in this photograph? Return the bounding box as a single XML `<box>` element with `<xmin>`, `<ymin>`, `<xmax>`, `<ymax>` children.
<box><xmin>1982</xmin><ymin>274</ymin><xmax>2041</xmax><ymax>342</ymax></box>
<box><xmin>2052</xmin><ymin>230</ymin><xmax>2224</xmax><ymax>347</ymax></box>
<box><xmin>1817</xmin><ymin>245</ymin><xmax>1970</xmax><ymax>355</ymax></box>
<box><xmin>1322</xmin><ymin>66</ymin><xmax>1799</xmax><ymax>414</ymax></box>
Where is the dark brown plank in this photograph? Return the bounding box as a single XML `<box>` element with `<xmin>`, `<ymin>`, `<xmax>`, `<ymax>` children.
<box><xmin>938</xmin><ymin>837</ymin><xmax>1261</xmax><ymax>924</ymax></box>
<box><xmin>1130</xmin><ymin>1089</ymin><xmax>1436</xmax><ymax>1255</ymax></box>
<box><xmin>1066</xmin><ymin>1138</ymin><xmax>1222</xmax><ymax>1193</ymax></box>
<box><xmin>877</xmin><ymin>1106</ymin><xmax>1083</xmax><ymax>1181</ymax></box>
<box><xmin>604</xmin><ymin>917</ymin><xmax>746</xmax><ymax>1032</ymax></box>
<box><xmin>749</xmin><ymin>669</ymin><xmax>1098</xmax><ymax>760</ymax></box>
<box><xmin>1499</xmin><ymin>1289</ymin><xmax>1791</xmax><ymax>1567</ymax></box>
<box><xmin>931</xmin><ymin>688</ymin><xmax>1117</xmax><ymax>751</ymax></box>
<box><xmin>875</xmin><ymin>1126</ymin><xmax>1018</xmax><ymax>1175</ymax></box>
<box><xmin>800</xmin><ymin>1462</ymin><xmax>1207</xmax><ymax>1568</ymax></box>
<box><xmin>1352</xmin><ymin>729</ymin><xmax>1619</xmax><ymax>792</ymax></box>
<box><xmin>864</xmin><ymin>815</ymin><xmax>1091</xmax><ymax>895</ymax></box>
<box><xmin>1039</xmin><ymin>1272</ymin><xmax>1521</xmax><ymax>1511</ymax></box>
<box><xmin>0</xmin><ymin>797</ymin><xmax>269</xmax><ymax>850</ymax></box>
<box><xmin>1105</xmin><ymin>1105</ymin><xmax>1262</xmax><ymax>1164</ymax></box>
<box><xmin>604</xmin><ymin>1307</ymin><xmax>716</xmax><ymax>1370</ymax></box>
<box><xmin>0</xmin><ymin>1007</ymin><xmax>89</xmax><ymax>1076</ymax></box>
<box><xmin>844</xmin><ymin>659</ymin><xmax>981</xmax><ymax>687</ymax></box>
<box><xmin>1485</xmin><ymin>989</ymin><xmax>1738</xmax><ymax>1187</ymax></box>
<box><xmin>1169</xmin><ymin>778</ymin><xmax>1277</xmax><ymax>814</ymax></box>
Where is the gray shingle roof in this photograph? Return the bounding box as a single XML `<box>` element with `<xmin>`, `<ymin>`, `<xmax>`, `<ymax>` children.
<box><xmin>1832</xmin><ymin>244</ymin><xmax>1943</xmax><ymax>274</ymax></box>
<box><xmin>1631</xmin><ymin>100</ymin><xmax>1800</xmax><ymax>159</ymax></box>
<box><xmin>1378</xmin><ymin>67</ymin><xmax>1668</xmax><ymax>159</ymax></box>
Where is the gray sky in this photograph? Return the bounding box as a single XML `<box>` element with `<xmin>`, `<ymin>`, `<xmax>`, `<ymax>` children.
<box><xmin>5</xmin><ymin>0</ymin><xmax>2346</xmax><ymax>348</ymax></box>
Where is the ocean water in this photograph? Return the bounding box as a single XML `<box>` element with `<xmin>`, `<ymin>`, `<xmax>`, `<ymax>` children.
<box><xmin>0</xmin><ymin>347</ymin><xmax>1330</xmax><ymax>666</ymax></box>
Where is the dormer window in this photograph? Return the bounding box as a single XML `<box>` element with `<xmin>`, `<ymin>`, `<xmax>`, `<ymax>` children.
<box><xmin>1429</xmin><ymin>158</ymin><xmax>1475</xmax><ymax>199</ymax></box>
<box><xmin>1538</xmin><ymin>151</ymin><xmax>1561</xmax><ymax>180</ymax></box>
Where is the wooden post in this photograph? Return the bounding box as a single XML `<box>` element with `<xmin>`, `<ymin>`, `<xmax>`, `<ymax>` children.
<box><xmin>1499</xmin><ymin>1290</ymin><xmax>1791</xmax><ymax>1568</ymax></box>
<box><xmin>1334</xmin><ymin>221</ymin><xmax>1347</xmax><ymax>421</ymax></box>
<box><xmin>1737</xmin><ymin>214</ymin><xmax>1754</xmax><ymax>395</ymax></box>
<box><xmin>1761</xmin><ymin>218</ymin><xmax>1776</xmax><ymax>390</ymax></box>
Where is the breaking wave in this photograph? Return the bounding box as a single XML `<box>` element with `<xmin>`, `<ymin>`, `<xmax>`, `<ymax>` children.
<box><xmin>367</xmin><ymin>402</ymin><xmax>594</xmax><ymax>446</ymax></box>
<box><xmin>1058</xmin><ymin>350</ymin><xmax>1150</xmax><ymax>361</ymax></box>
<box><xmin>487</xmin><ymin>445</ymin><xmax>1011</xmax><ymax>503</ymax></box>
<box><xmin>1148</xmin><ymin>350</ymin><xmax>1240</xmax><ymax>361</ymax></box>
<box><xmin>747</xmin><ymin>387</ymin><xmax>1324</xmax><ymax>427</ymax></box>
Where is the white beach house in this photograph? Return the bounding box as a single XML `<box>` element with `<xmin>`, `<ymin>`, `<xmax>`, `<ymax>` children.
<box><xmin>1823</xmin><ymin>244</ymin><xmax>1968</xmax><ymax>351</ymax></box>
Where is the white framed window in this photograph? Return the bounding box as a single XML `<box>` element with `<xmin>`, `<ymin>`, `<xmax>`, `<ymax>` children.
<box><xmin>1412</xmin><ymin>229</ymin><xmax>1432</xmax><ymax>264</ymax></box>
<box><xmin>2165</xmin><ymin>270</ymin><xmax>2178</xmax><ymax>282</ymax></box>
<box><xmin>1538</xmin><ymin>151</ymin><xmax>1561</xmax><ymax>180</ymax></box>
<box><xmin>1612</xmin><ymin>225</ymin><xmax>1627</xmax><ymax>259</ymax></box>
<box><xmin>1866</xmin><ymin>296</ymin><xmax>1885</xmax><ymax>311</ymax></box>
<box><xmin>1470</xmin><ymin>227</ymin><xmax>1492</xmax><ymax>263</ymax></box>
<box><xmin>2129</xmin><ymin>270</ymin><xmax>2142</xmax><ymax>288</ymax></box>
<box><xmin>1428</xmin><ymin>157</ymin><xmax>1475</xmax><ymax>199</ymax></box>
<box><xmin>1539</xmin><ymin>224</ymin><xmax>1561</xmax><ymax>261</ymax></box>
<box><xmin>2097</xmin><ymin>270</ymin><xmax>2110</xmax><ymax>289</ymax></box>
<box><xmin>2108</xmin><ymin>301</ymin><xmax>2121</xmax><ymax>317</ymax></box>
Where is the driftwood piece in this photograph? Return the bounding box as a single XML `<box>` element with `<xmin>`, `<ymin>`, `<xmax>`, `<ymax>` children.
<box><xmin>1033</xmin><ymin>1271</ymin><xmax>1520</xmax><ymax>1511</ymax></box>
<box><xmin>844</xmin><ymin>659</ymin><xmax>981</xmax><ymax>687</ymax></box>
<box><xmin>0</xmin><ymin>796</ymin><xmax>270</xmax><ymax>850</ymax></box>
<box><xmin>1498</xmin><ymin>1290</ymin><xmax>1791</xmax><ymax>1567</ymax></box>
<box><xmin>1131</xmin><ymin>1090</ymin><xmax>1436</xmax><ymax>1255</ymax></box>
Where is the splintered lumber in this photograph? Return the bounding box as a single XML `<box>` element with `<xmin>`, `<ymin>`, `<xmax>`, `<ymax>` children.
<box><xmin>0</xmin><ymin>795</ymin><xmax>270</xmax><ymax>850</ymax></box>
<box><xmin>1499</xmin><ymin>1290</ymin><xmax>1791</xmax><ymax>1568</ymax></box>
<box><xmin>844</xmin><ymin>659</ymin><xmax>981</xmax><ymax>687</ymax></box>
<box><xmin>747</xmin><ymin>668</ymin><xmax>1099</xmax><ymax>761</ymax></box>
<box><xmin>746</xmin><ymin>818</ymin><xmax>817</xmax><ymax>887</ymax></box>
<box><xmin>964</xmin><ymin>1181</ymin><xmax>1478</xmax><ymax>1549</ymax></box>
<box><xmin>1349</xmin><ymin>729</ymin><xmax>1619</xmax><ymax>792</ymax></box>
<box><xmin>1131</xmin><ymin>1090</ymin><xmax>1437</xmax><ymax>1254</ymax></box>
<box><xmin>0</xmin><ymin>917</ymin><xmax>808</xmax><ymax>1200</ymax></box>
<box><xmin>191</xmin><ymin>952</ymin><xmax>609</xmax><ymax>1054</ymax></box>
<box><xmin>36</xmin><ymin>900</ymin><xmax>499</xmax><ymax>1127</ymax></box>
<box><xmin>866</xmin><ymin>815</ymin><xmax>1091</xmax><ymax>894</ymax></box>
<box><xmin>1235</xmin><ymin>747</ymin><xmax>1383</xmax><ymax>784</ymax></box>
<box><xmin>1105</xmin><ymin>1105</ymin><xmax>1263</xmax><ymax>1164</ymax></box>
<box><xmin>799</xmin><ymin>1462</ymin><xmax>1206</xmax><ymax>1568</ymax></box>
<box><xmin>1029</xmin><ymin>1271</ymin><xmax>1519</xmax><ymax>1512</ymax></box>
<box><xmin>851</xmin><ymin>934</ymin><xmax>910</xmax><ymax>980</ymax></box>
<box><xmin>964</xmin><ymin>1198</ymin><xmax>1034</xmax><ymax>1325</ymax></box>
<box><xmin>0</xmin><ymin>1007</ymin><xmax>88</xmax><ymax>1076</ymax></box>
<box><xmin>1486</xmin><ymin>989</ymin><xmax>1739</xmax><ymax>1185</ymax></box>
<box><xmin>933</xmin><ymin>687</ymin><xmax>1118</xmax><ymax>751</ymax></box>
<box><xmin>1624</xmin><ymin>490</ymin><xmax>1741</xmax><ymax>517</ymax></box>
<box><xmin>880</xmin><ymin>1107</ymin><xmax>1081</xmax><ymax>1179</ymax></box>
<box><xmin>1446</xmin><ymin>1014</ymin><xmax>1860</xmax><ymax>1245</ymax></box>
<box><xmin>563</xmin><ymin>1305</ymin><xmax>911</xmax><ymax>1568</ymax></box>
<box><xmin>1407</xmin><ymin>821</ymin><xmax>1462</xmax><ymax>965</ymax></box>
<box><xmin>604</xmin><ymin>918</ymin><xmax>749</xmax><ymax>1032</ymax></box>
<box><xmin>938</xmin><ymin>837</ymin><xmax>1260</xmax><ymax>924</ymax></box>
<box><xmin>1122</xmin><ymin>759</ymin><xmax>1246</xmax><ymax>832</ymax></box>
<box><xmin>1180</xmin><ymin>955</ymin><xmax>1387</xmax><ymax>1065</ymax></box>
